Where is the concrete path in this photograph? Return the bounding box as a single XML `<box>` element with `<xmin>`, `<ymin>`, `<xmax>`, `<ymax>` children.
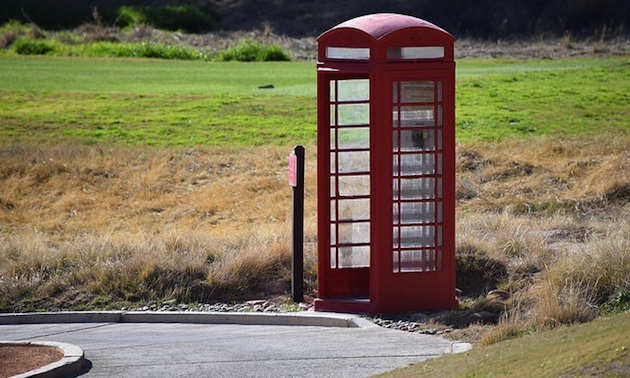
<box><xmin>0</xmin><ymin>312</ymin><xmax>470</xmax><ymax>377</ymax></box>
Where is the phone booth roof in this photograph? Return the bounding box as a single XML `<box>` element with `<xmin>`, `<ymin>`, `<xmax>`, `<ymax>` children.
<box><xmin>317</xmin><ymin>13</ymin><xmax>454</xmax><ymax>63</ymax></box>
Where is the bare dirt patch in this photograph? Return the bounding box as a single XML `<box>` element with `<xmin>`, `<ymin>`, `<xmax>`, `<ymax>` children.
<box><xmin>0</xmin><ymin>344</ymin><xmax>63</xmax><ymax>378</ymax></box>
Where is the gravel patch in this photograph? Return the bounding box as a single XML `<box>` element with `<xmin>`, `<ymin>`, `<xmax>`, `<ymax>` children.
<box><xmin>123</xmin><ymin>299</ymin><xmax>456</xmax><ymax>336</ymax></box>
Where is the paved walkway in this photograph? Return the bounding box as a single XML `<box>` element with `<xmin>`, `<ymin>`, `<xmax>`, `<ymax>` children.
<box><xmin>0</xmin><ymin>311</ymin><xmax>471</xmax><ymax>377</ymax></box>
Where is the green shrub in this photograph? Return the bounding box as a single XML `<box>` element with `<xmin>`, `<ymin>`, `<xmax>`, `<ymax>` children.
<box><xmin>0</xmin><ymin>20</ymin><xmax>28</xmax><ymax>35</ymax></box>
<box><xmin>216</xmin><ymin>39</ymin><xmax>291</xmax><ymax>62</ymax></box>
<box><xmin>0</xmin><ymin>29</ymin><xmax>18</xmax><ymax>49</ymax></box>
<box><xmin>11</xmin><ymin>38</ymin><xmax>59</xmax><ymax>55</ymax></box>
<box><xmin>116</xmin><ymin>6</ymin><xmax>147</xmax><ymax>28</ymax></box>
<box><xmin>602</xmin><ymin>289</ymin><xmax>630</xmax><ymax>314</ymax></box>
<box><xmin>71</xmin><ymin>41</ymin><xmax>209</xmax><ymax>60</ymax></box>
<box><xmin>116</xmin><ymin>5</ymin><xmax>216</xmax><ymax>33</ymax></box>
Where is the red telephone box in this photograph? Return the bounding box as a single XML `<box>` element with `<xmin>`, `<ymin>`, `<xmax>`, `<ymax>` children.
<box><xmin>314</xmin><ymin>13</ymin><xmax>457</xmax><ymax>314</ymax></box>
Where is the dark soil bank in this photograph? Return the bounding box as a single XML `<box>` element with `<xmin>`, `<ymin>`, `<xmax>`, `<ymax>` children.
<box><xmin>3</xmin><ymin>0</ymin><xmax>629</xmax><ymax>38</ymax></box>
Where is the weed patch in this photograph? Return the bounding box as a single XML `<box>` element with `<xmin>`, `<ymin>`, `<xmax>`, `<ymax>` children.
<box><xmin>11</xmin><ymin>38</ymin><xmax>60</xmax><ymax>55</ymax></box>
<box><xmin>1</xmin><ymin>21</ymin><xmax>291</xmax><ymax>62</ymax></box>
<box><xmin>216</xmin><ymin>39</ymin><xmax>291</xmax><ymax>62</ymax></box>
<box><xmin>115</xmin><ymin>5</ymin><xmax>217</xmax><ymax>33</ymax></box>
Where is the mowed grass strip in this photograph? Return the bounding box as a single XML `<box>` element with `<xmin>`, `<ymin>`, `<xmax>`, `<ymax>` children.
<box><xmin>0</xmin><ymin>56</ymin><xmax>628</xmax><ymax>146</ymax></box>
<box><xmin>457</xmin><ymin>58</ymin><xmax>630</xmax><ymax>140</ymax></box>
<box><xmin>0</xmin><ymin>91</ymin><xmax>315</xmax><ymax>146</ymax></box>
<box><xmin>0</xmin><ymin>56</ymin><xmax>315</xmax><ymax>95</ymax></box>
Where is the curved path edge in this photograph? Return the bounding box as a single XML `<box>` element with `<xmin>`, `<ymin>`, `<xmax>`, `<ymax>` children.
<box><xmin>0</xmin><ymin>310</ymin><xmax>373</xmax><ymax>328</ymax></box>
<box><xmin>0</xmin><ymin>341</ymin><xmax>85</xmax><ymax>378</ymax></box>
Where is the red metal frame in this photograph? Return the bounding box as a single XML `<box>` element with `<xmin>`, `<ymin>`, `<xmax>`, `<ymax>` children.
<box><xmin>315</xmin><ymin>14</ymin><xmax>457</xmax><ymax>314</ymax></box>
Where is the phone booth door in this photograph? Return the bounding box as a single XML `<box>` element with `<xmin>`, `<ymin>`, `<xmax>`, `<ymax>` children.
<box><xmin>320</xmin><ymin>74</ymin><xmax>372</xmax><ymax>299</ymax></box>
<box><xmin>381</xmin><ymin>69</ymin><xmax>456</xmax><ymax>307</ymax></box>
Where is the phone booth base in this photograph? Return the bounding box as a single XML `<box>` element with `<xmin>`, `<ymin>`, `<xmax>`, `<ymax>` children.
<box><xmin>315</xmin><ymin>14</ymin><xmax>458</xmax><ymax>315</ymax></box>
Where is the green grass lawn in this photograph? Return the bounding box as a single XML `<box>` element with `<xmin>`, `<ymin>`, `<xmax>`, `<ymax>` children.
<box><xmin>457</xmin><ymin>58</ymin><xmax>630</xmax><ymax>140</ymax></box>
<box><xmin>380</xmin><ymin>310</ymin><xmax>630</xmax><ymax>378</ymax></box>
<box><xmin>0</xmin><ymin>55</ymin><xmax>628</xmax><ymax>146</ymax></box>
<box><xmin>0</xmin><ymin>57</ymin><xmax>316</xmax><ymax>146</ymax></box>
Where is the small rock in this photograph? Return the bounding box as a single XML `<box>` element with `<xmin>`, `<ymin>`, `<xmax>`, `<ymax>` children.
<box><xmin>487</xmin><ymin>290</ymin><xmax>511</xmax><ymax>302</ymax></box>
<box><xmin>467</xmin><ymin>311</ymin><xmax>499</xmax><ymax>325</ymax></box>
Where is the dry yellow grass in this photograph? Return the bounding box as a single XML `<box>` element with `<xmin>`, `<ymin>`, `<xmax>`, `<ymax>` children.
<box><xmin>0</xmin><ymin>145</ymin><xmax>317</xmax><ymax>236</ymax></box>
<box><xmin>454</xmin><ymin>134</ymin><xmax>630</xmax><ymax>341</ymax></box>
<box><xmin>1</xmin><ymin>136</ymin><xmax>629</xmax><ymax>332</ymax></box>
<box><xmin>457</xmin><ymin>135</ymin><xmax>630</xmax><ymax>214</ymax></box>
<box><xmin>0</xmin><ymin>143</ymin><xmax>318</xmax><ymax>310</ymax></box>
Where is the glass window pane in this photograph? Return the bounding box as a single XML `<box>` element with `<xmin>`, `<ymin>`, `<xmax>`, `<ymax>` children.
<box><xmin>338</xmin><ymin>151</ymin><xmax>369</xmax><ymax>172</ymax></box>
<box><xmin>330</xmin><ymin>105</ymin><xmax>336</xmax><ymax>126</ymax></box>
<box><xmin>338</xmin><ymin>103</ymin><xmax>369</xmax><ymax>125</ymax></box>
<box><xmin>399</xmin><ymin>129</ymin><xmax>435</xmax><ymax>151</ymax></box>
<box><xmin>400</xmin><ymin>106</ymin><xmax>434</xmax><ymax>127</ymax></box>
<box><xmin>401</xmin><ymin>82</ymin><xmax>434</xmax><ymax>103</ymax></box>
<box><xmin>338</xmin><ymin>127</ymin><xmax>369</xmax><ymax>149</ymax></box>
<box><xmin>330</xmin><ymin>81</ymin><xmax>336</xmax><ymax>102</ymax></box>
<box><xmin>338</xmin><ymin>79</ymin><xmax>369</xmax><ymax>102</ymax></box>
<box><xmin>392</xmin><ymin>82</ymin><xmax>399</xmax><ymax>104</ymax></box>
<box><xmin>395</xmin><ymin>226</ymin><xmax>435</xmax><ymax>247</ymax></box>
<box><xmin>330</xmin><ymin>224</ymin><xmax>336</xmax><ymax>244</ymax></box>
<box><xmin>330</xmin><ymin>200</ymin><xmax>336</xmax><ymax>221</ymax></box>
<box><xmin>400</xmin><ymin>250</ymin><xmax>437</xmax><ymax>272</ymax></box>
<box><xmin>337</xmin><ymin>198</ymin><xmax>370</xmax><ymax>220</ymax></box>
<box><xmin>339</xmin><ymin>245</ymin><xmax>370</xmax><ymax>268</ymax></box>
<box><xmin>393</xmin><ymin>202</ymin><xmax>436</xmax><ymax>224</ymax></box>
<box><xmin>396</xmin><ymin>154</ymin><xmax>435</xmax><ymax>175</ymax></box>
<box><xmin>338</xmin><ymin>175</ymin><xmax>370</xmax><ymax>196</ymax></box>
<box><xmin>396</xmin><ymin>178</ymin><xmax>435</xmax><ymax>199</ymax></box>
<box><xmin>330</xmin><ymin>247</ymin><xmax>337</xmax><ymax>268</ymax></box>
<box><xmin>327</xmin><ymin>47</ymin><xmax>370</xmax><ymax>60</ymax></box>
<box><xmin>387</xmin><ymin>46</ymin><xmax>444</xmax><ymax>60</ymax></box>
<box><xmin>338</xmin><ymin>222</ymin><xmax>370</xmax><ymax>244</ymax></box>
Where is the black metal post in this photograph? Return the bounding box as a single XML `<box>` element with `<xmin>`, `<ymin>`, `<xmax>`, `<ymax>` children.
<box><xmin>291</xmin><ymin>145</ymin><xmax>305</xmax><ymax>303</ymax></box>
